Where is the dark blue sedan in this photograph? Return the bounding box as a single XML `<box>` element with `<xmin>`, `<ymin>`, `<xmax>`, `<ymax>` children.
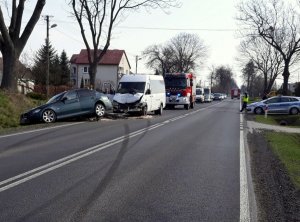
<box><xmin>20</xmin><ymin>89</ymin><xmax>113</xmax><ymax>124</ymax></box>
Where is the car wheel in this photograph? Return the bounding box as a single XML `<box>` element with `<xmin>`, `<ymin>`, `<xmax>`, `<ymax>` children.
<box><xmin>184</xmin><ymin>104</ymin><xmax>189</xmax><ymax>110</ymax></box>
<box><xmin>42</xmin><ymin>109</ymin><xmax>56</xmax><ymax>123</ymax></box>
<box><xmin>95</xmin><ymin>103</ymin><xmax>106</xmax><ymax>118</ymax></box>
<box><xmin>254</xmin><ymin>107</ymin><xmax>264</xmax><ymax>115</ymax></box>
<box><xmin>290</xmin><ymin>107</ymin><xmax>299</xmax><ymax>115</ymax></box>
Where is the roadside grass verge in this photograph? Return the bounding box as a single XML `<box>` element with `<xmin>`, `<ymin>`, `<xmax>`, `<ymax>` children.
<box><xmin>265</xmin><ymin>132</ymin><xmax>300</xmax><ymax>189</ymax></box>
<box><xmin>0</xmin><ymin>91</ymin><xmax>44</xmax><ymax>131</ymax></box>
<box><xmin>255</xmin><ymin>115</ymin><xmax>300</xmax><ymax>128</ymax></box>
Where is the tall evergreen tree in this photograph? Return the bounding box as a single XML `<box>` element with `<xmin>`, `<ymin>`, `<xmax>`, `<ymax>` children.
<box><xmin>32</xmin><ymin>40</ymin><xmax>57</xmax><ymax>85</ymax></box>
<box><xmin>60</xmin><ymin>50</ymin><xmax>70</xmax><ymax>85</ymax></box>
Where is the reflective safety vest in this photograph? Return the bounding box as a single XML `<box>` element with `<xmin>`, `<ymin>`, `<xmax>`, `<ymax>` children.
<box><xmin>243</xmin><ymin>96</ymin><xmax>249</xmax><ymax>103</ymax></box>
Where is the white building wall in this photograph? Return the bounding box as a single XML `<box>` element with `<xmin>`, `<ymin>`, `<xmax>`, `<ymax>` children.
<box><xmin>119</xmin><ymin>54</ymin><xmax>130</xmax><ymax>74</ymax></box>
<box><xmin>70</xmin><ymin>52</ymin><xmax>131</xmax><ymax>90</ymax></box>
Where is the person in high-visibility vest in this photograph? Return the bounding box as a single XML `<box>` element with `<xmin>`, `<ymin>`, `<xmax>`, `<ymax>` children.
<box><xmin>240</xmin><ymin>92</ymin><xmax>249</xmax><ymax>112</ymax></box>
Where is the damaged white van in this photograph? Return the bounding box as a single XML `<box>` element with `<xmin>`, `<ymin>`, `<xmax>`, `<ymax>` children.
<box><xmin>112</xmin><ymin>74</ymin><xmax>166</xmax><ymax>115</ymax></box>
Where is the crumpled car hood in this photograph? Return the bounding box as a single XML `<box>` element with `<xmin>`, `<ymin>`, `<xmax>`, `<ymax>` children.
<box><xmin>113</xmin><ymin>93</ymin><xmax>143</xmax><ymax>104</ymax></box>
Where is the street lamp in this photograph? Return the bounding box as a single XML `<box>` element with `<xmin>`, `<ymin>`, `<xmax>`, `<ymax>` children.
<box><xmin>135</xmin><ymin>55</ymin><xmax>142</xmax><ymax>74</ymax></box>
<box><xmin>46</xmin><ymin>15</ymin><xmax>57</xmax><ymax>98</ymax></box>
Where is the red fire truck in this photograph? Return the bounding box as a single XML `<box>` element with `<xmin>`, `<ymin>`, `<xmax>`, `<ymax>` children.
<box><xmin>164</xmin><ymin>73</ymin><xmax>196</xmax><ymax>110</ymax></box>
<box><xmin>231</xmin><ymin>88</ymin><xmax>241</xmax><ymax>99</ymax></box>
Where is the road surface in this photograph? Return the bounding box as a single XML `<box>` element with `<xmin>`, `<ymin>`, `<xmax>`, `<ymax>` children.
<box><xmin>0</xmin><ymin>99</ymin><xmax>244</xmax><ymax>221</ymax></box>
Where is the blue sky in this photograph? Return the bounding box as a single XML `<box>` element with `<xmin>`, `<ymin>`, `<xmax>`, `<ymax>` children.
<box><xmin>11</xmin><ymin>0</ymin><xmax>242</xmax><ymax>85</ymax></box>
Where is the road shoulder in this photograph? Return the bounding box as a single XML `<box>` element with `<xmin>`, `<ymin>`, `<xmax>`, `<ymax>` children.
<box><xmin>245</xmin><ymin>116</ymin><xmax>300</xmax><ymax>221</ymax></box>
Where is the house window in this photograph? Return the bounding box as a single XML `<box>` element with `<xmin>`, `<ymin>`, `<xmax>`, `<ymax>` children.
<box><xmin>83</xmin><ymin>66</ymin><xmax>89</xmax><ymax>73</ymax></box>
<box><xmin>73</xmin><ymin>67</ymin><xmax>76</xmax><ymax>75</ymax></box>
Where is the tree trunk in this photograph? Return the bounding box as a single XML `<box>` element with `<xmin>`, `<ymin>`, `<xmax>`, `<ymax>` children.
<box><xmin>1</xmin><ymin>48</ymin><xmax>19</xmax><ymax>92</ymax></box>
<box><xmin>282</xmin><ymin>62</ymin><xmax>290</xmax><ymax>95</ymax></box>
<box><xmin>89</xmin><ymin>62</ymin><xmax>97</xmax><ymax>89</ymax></box>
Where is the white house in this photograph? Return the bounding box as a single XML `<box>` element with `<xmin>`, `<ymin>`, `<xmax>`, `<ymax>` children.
<box><xmin>70</xmin><ymin>49</ymin><xmax>131</xmax><ymax>93</ymax></box>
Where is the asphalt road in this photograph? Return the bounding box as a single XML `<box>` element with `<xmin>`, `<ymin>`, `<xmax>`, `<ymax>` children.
<box><xmin>0</xmin><ymin>99</ymin><xmax>241</xmax><ymax>222</ymax></box>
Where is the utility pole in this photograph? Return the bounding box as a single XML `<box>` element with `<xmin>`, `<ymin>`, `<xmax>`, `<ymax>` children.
<box><xmin>44</xmin><ymin>15</ymin><xmax>56</xmax><ymax>98</ymax></box>
<box><xmin>46</xmin><ymin>15</ymin><xmax>50</xmax><ymax>99</ymax></box>
<box><xmin>135</xmin><ymin>55</ymin><xmax>141</xmax><ymax>74</ymax></box>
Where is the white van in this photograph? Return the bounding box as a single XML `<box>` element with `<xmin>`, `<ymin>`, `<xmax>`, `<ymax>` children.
<box><xmin>196</xmin><ymin>87</ymin><xmax>204</xmax><ymax>103</ymax></box>
<box><xmin>112</xmin><ymin>74</ymin><xmax>166</xmax><ymax>115</ymax></box>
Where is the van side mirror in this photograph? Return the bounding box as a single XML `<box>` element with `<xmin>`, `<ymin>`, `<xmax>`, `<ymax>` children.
<box><xmin>146</xmin><ymin>89</ymin><xmax>151</xmax><ymax>95</ymax></box>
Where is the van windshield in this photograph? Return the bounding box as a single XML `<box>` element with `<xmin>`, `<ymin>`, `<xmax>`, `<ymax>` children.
<box><xmin>117</xmin><ymin>82</ymin><xmax>146</xmax><ymax>94</ymax></box>
<box><xmin>196</xmin><ymin>89</ymin><xmax>203</xmax><ymax>95</ymax></box>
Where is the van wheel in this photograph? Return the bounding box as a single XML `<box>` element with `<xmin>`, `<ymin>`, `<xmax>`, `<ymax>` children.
<box><xmin>155</xmin><ymin>104</ymin><xmax>163</xmax><ymax>115</ymax></box>
<box><xmin>141</xmin><ymin>106</ymin><xmax>147</xmax><ymax>116</ymax></box>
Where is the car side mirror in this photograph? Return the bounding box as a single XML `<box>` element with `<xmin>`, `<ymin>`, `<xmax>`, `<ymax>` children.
<box><xmin>61</xmin><ymin>97</ymin><xmax>67</xmax><ymax>103</ymax></box>
<box><xmin>146</xmin><ymin>89</ymin><xmax>151</xmax><ymax>95</ymax></box>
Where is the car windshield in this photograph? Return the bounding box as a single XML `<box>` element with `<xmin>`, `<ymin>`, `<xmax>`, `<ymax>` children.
<box><xmin>165</xmin><ymin>77</ymin><xmax>187</xmax><ymax>89</ymax></box>
<box><xmin>117</xmin><ymin>82</ymin><xmax>146</xmax><ymax>94</ymax></box>
<box><xmin>47</xmin><ymin>92</ymin><xmax>65</xmax><ymax>104</ymax></box>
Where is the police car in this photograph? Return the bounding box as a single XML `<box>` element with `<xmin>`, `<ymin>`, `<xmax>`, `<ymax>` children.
<box><xmin>246</xmin><ymin>96</ymin><xmax>300</xmax><ymax>115</ymax></box>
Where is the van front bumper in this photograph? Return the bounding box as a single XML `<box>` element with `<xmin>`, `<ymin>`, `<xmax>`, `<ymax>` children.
<box><xmin>113</xmin><ymin>101</ymin><xmax>146</xmax><ymax>113</ymax></box>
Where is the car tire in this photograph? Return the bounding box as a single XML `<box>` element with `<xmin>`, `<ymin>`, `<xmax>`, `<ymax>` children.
<box><xmin>95</xmin><ymin>103</ymin><xmax>106</xmax><ymax>118</ymax></box>
<box><xmin>184</xmin><ymin>104</ymin><xmax>189</xmax><ymax>110</ymax></box>
<box><xmin>42</xmin><ymin>109</ymin><xmax>56</xmax><ymax>123</ymax></box>
<box><xmin>290</xmin><ymin>107</ymin><xmax>299</xmax><ymax>115</ymax></box>
<box><xmin>254</xmin><ymin>107</ymin><xmax>264</xmax><ymax>115</ymax></box>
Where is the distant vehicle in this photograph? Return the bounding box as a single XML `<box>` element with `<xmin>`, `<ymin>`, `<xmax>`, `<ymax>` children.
<box><xmin>204</xmin><ymin>87</ymin><xmax>212</xmax><ymax>102</ymax></box>
<box><xmin>113</xmin><ymin>74</ymin><xmax>166</xmax><ymax>115</ymax></box>
<box><xmin>246</xmin><ymin>96</ymin><xmax>300</xmax><ymax>115</ymax></box>
<box><xmin>231</xmin><ymin>88</ymin><xmax>240</xmax><ymax>99</ymax></box>
<box><xmin>196</xmin><ymin>87</ymin><xmax>204</xmax><ymax>103</ymax></box>
<box><xmin>20</xmin><ymin>89</ymin><xmax>113</xmax><ymax>124</ymax></box>
<box><xmin>213</xmin><ymin>93</ymin><xmax>223</xmax><ymax>100</ymax></box>
<box><xmin>165</xmin><ymin>73</ymin><xmax>196</xmax><ymax>110</ymax></box>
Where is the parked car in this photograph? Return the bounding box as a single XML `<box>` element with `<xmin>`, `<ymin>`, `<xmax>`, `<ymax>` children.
<box><xmin>20</xmin><ymin>88</ymin><xmax>113</xmax><ymax>124</ymax></box>
<box><xmin>246</xmin><ymin>96</ymin><xmax>300</xmax><ymax>115</ymax></box>
<box><xmin>213</xmin><ymin>93</ymin><xmax>223</xmax><ymax>100</ymax></box>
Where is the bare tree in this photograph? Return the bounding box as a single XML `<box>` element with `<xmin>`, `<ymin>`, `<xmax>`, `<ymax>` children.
<box><xmin>239</xmin><ymin>37</ymin><xmax>284</xmax><ymax>94</ymax></box>
<box><xmin>143</xmin><ymin>32</ymin><xmax>207</xmax><ymax>75</ymax></box>
<box><xmin>212</xmin><ymin>65</ymin><xmax>236</xmax><ymax>93</ymax></box>
<box><xmin>241</xmin><ymin>60</ymin><xmax>256</xmax><ymax>95</ymax></box>
<box><xmin>70</xmin><ymin>0</ymin><xmax>180</xmax><ymax>88</ymax></box>
<box><xmin>168</xmin><ymin>32</ymin><xmax>207</xmax><ymax>72</ymax></box>
<box><xmin>0</xmin><ymin>0</ymin><xmax>46</xmax><ymax>92</ymax></box>
<box><xmin>142</xmin><ymin>44</ymin><xmax>176</xmax><ymax>76</ymax></box>
<box><xmin>237</xmin><ymin>0</ymin><xmax>300</xmax><ymax>95</ymax></box>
